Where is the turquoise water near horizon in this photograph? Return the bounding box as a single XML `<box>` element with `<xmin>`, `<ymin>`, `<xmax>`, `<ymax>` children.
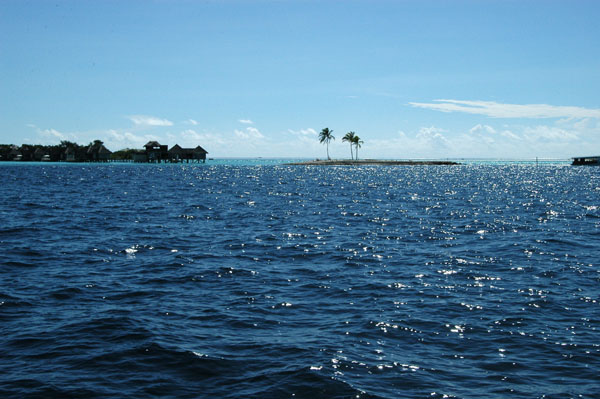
<box><xmin>0</xmin><ymin>157</ymin><xmax>573</xmax><ymax>167</ymax></box>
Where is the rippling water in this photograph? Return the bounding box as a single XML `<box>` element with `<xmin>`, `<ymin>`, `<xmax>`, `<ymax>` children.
<box><xmin>1</xmin><ymin>162</ymin><xmax>599</xmax><ymax>398</ymax></box>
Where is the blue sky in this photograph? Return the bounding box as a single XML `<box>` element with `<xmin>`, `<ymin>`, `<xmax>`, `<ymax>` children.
<box><xmin>1</xmin><ymin>0</ymin><xmax>599</xmax><ymax>158</ymax></box>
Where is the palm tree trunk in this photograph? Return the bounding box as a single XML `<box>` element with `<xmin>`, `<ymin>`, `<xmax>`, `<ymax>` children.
<box><xmin>355</xmin><ymin>144</ymin><xmax>358</xmax><ymax>160</ymax></box>
<box><xmin>350</xmin><ymin>145</ymin><xmax>353</xmax><ymax>160</ymax></box>
<box><xmin>326</xmin><ymin>142</ymin><xmax>330</xmax><ymax>160</ymax></box>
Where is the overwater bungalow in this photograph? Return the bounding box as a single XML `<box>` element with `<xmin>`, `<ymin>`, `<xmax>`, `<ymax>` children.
<box><xmin>64</xmin><ymin>146</ymin><xmax>77</xmax><ymax>162</ymax></box>
<box><xmin>168</xmin><ymin>144</ymin><xmax>208</xmax><ymax>163</ymax></box>
<box><xmin>134</xmin><ymin>141</ymin><xmax>208</xmax><ymax>163</ymax></box>
<box><xmin>9</xmin><ymin>146</ymin><xmax>22</xmax><ymax>161</ymax></box>
<box><xmin>87</xmin><ymin>141</ymin><xmax>112</xmax><ymax>162</ymax></box>
<box><xmin>33</xmin><ymin>147</ymin><xmax>47</xmax><ymax>161</ymax></box>
<box><xmin>144</xmin><ymin>141</ymin><xmax>169</xmax><ymax>163</ymax></box>
<box><xmin>572</xmin><ymin>155</ymin><xmax>600</xmax><ymax>165</ymax></box>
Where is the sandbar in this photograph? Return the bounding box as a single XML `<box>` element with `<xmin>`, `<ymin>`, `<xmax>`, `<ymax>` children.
<box><xmin>286</xmin><ymin>159</ymin><xmax>461</xmax><ymax>166</ymax></box>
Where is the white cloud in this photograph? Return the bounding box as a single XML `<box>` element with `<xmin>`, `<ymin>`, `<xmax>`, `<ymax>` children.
<box><xmin>180</xmin><ymin>129</ymin><xmax>225</xmax><ymax>147</ymax></box>
<box><xmin>415</xmin><ymin>126</ymin><xmax>450</xmax><ymax>148</ymax></box>
<box><xmin>569</xmin><ymin>117</ymin><xmax>600</xmax><ymax>131</ymax></box>
<box><xmin>181</xmin><ymin>129</ymin><xmax>201</xmax><ymax>139</ymax></box>
<box><xmin>499</xmin><ymin>129</ymin><xmax>522</xmax><ymax>141</ymax></box>
<box><xmin>184</xmin><ymin>119</ymin><xmax>198</xmax><ymax>125</ymax></box>
<box><xmin>128</xmin><ymin>115</ymin><xmax>173</xmax><ymax>126</ymax></box>
<box><xmin>239</xmin><ymin>119</ymin><xmax>254</xmax><ymax>124</ymax></box>
<box><xmin>40</xmin><ymin>128</ymin><xmax>66</xmax><ymax>140</ymax></box>
<box><xmin>106</xmin><ymin>129</ymin><xmax>159</xmax><ymax>148</ymax></box>
<box><xmin>28</xmin><ymin>125</ymin><xmax>77</xmax><ymax>144</ymax></box>
<box><xmin>288</xmin><ymin>128</ymin><xmax>317</xmax><ymax>136</ymax></box>
<box><xmin>410</xmin><ymin>99</ymin><xmax>600</xmax><ymax>119</ymax></box>
<box><xmin>247</xmin><ymin>127</ymin><xmax>264</xmax><ymax>138</ymax></box>
<box><xmin>469</xmin><ymin>124</ymin><xmax>496</xmax><ymax>135</ymax></box>
<box><xmin>181</xmin><ymin>129</ymin><xmax>212</xmax><ymax>142</ymax></box>
<box><xmin>522</xmin><ymin>125</ymin><xmax>578</xmax><ymax>142</ymax></box>
<box><xmin>367</xmin><ymin>127</ymin><xmax>455</xmax><ymax>159</ymax></box>
<box><xmin>235</xmin><ymin>127</ymin><xmax>264</xmax><ymax>140</ymax></box>
<box><xmin>365</xmin><ymin>122</ymin><xmax>584</xmax><ymax>159</ymax></box>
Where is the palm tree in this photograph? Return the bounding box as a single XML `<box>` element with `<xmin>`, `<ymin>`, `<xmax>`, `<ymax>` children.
<box><xmin>342</xmin><ymin>131</ymin><xmax>356</xmax><ymax>160</ymax></box>
<box><xmin>352</xmin><ymin>135</ymin><xmax>363</xmax><ymax>160</ymax></box>
<box><xmin>319</xmin><ymin>128</ymin><xmax>335</xmax><ymax>160</ymax></box>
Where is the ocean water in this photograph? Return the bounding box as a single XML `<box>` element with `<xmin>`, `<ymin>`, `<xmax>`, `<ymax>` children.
<box><xmin>1</xmin><ymin>162</ymin><xmax>598</xmax><ymax>398</ymax></box>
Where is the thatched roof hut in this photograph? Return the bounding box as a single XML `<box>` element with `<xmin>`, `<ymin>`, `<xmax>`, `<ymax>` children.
<box><xmin>87</xmin><ymin>141</ymin><xmax>112</xmax><ymax>161</ymax></box>
<box><xmin>144</xmin><ymin>141</ymin><xmax>168</xmax><ymax>162</ymax></box>
<box><xmin>33</xmin><ymin>147</ymin><xmax>46</xmax><ymax>161</ymax></box>
<box><xmin>168</xmin><ymin>144</ymin><xmax>208</xmax><ymax>162</ymax></box>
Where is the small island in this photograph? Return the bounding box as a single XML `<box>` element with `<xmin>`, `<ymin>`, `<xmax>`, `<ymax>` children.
<box><xmin>287</xmin><ymin>159</ymin><xmax>461</xmax><ymax>166</ymax></box>
<box><xmin>301</xmin><ymin>128</ymin><xmax>460</xmax><ymax>166</ymax></box>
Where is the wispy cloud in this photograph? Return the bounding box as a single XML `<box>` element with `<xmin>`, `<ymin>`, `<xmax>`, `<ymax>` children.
<box><xmin>180</xmin><ymin>129</ymin><xmax>225</xmax><ymax>147</ymax></box>
<box><xmin>106</xmin><ymin>129</ymin><xmax>159</xmax><ymax>148</ymax></box>
<box><xmin>26</xmin><ymin>124</ymin><xmax>76</xmax><ymax>144</ymax></box>
<box><xmin>522</xmin><ymin>125</ymin><xmax>578</xmax><ymax>142</ymax></box>
<box><xmin>409</xmin><ymin>99</ymin><xmax>600</xmax><ymax>119</ymax></box>
<box><xmin>181</xmin><ymin>129</ymin><xmax>202</xmax><ymax>140</ymax></box>
<box><xmin>368</xmin><ymin>127</ymin><xmax>453</xmax><ymax>159</ymax></box>
<box><xmin>364</xmin><ymin>116</ymin><xmax>600</xmax><ymax>159</ymax></box>
<box><xmin>415</xmin><ymin>126</ymin><xmax>450</xmax><ymax>149</ymax></box>
<box><xmin>128</xmin><ymin>115</ymin><xmax>174</xmax><ymax>126</ymax></box>
<box><xmin>469</xmin><ymin>124</ymin><xmax>496</xmax><ymax>135</ymax></box>
<box><xmin>239</xmin><ymin>119</ymin><xmax>254</xmax><ymax>125</ymax></box>
<box><xmin>184</xmin><ymin>119</ymin><xmax>198</xmax><ymax>125</ymax></box>
<box><xmin>235</xmin><ymin>126</ymin><xmax>264</xmax><ymax>139</ymax></box>
<box><xmin>288</xmin><ymin>128</ymin><xmax>317</xmax><ymax>136</ymax></box>
<box><xmin>40</xmin><ymin>128</ymin><xmax>67</xmax><ymax>140</ymax></box>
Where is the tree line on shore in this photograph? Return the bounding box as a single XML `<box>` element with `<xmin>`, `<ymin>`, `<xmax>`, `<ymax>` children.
<box><xmin>318</xmin><ymin>128</ymin><xmax>363</xmax><ymax>160</ymax></box>
<box><xmin>0</xmin><ymin>140</ymin><xmax>143</xmax><ymax>162</ymax></box>
<box><xmin>3</xmin><ymin>129</ymin><xmax>365</xmax><ymax>162</ymax></box>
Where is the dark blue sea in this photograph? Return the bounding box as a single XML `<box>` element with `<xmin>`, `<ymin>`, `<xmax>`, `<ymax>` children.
<box><xmin>1</xmin><ymin>161</ymin><xmax>599</xmax><ymax>398</ymax></box>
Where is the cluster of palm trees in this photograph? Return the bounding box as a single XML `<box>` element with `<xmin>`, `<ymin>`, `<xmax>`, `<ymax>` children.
<box><xmin>318</xmin><ymin>128</ymin><xmax>363</xmax><ymax>160</ymax></box>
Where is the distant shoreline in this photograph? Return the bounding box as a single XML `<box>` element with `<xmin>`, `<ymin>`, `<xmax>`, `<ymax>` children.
<box><xmin>286</xmin><ymin>159</ymin><xmax>461</xmax><ymax>166</ymax></box>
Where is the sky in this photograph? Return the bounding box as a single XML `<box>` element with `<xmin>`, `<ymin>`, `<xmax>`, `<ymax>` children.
<box><xmin>1</xmin><ymin>0</ymin><xmax>599</xmax><ymax>159</ymax></box>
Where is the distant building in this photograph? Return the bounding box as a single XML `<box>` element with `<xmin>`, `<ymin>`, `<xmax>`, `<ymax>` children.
<box><xmin>87</xmin><ymin>141</ymin><xmax>112</xmax><ymax>162</ymax></box>
<box><xmin>144</xmin><ymin>141</ymin><xmax>169</xmax><ymax>163</ymax></box>
<box><xmin>0</xmin><ymin>140</ymin><xmax>208</xmax><ymax>163</ymax></box>
<box><xmin>168</xmin><ymin>144</ymin><xmax>208</xmax><ymax>163</ymax></box>
<box><xmin>9</xmin><ymin>146</ymin><xmax>22</xmax><ymax>161</ymax></box>
<box><xmin>192</xmin><ymin>145</ymin><xmax>208</xmax><ymax>162</ymax></box>
<box><xmin>572</xmin><ymin>156</ymin><xmax>600</xmax><ymax>165</ymax></box>
<box><xmin>65</xmin><ymin>146</ymin><xmax>77</xmax><ymax>162</ymax></box>
<box><xmin>33</xmin><ymin>147</ymin><xmax>47</xmax><ymax>161</ymax></box>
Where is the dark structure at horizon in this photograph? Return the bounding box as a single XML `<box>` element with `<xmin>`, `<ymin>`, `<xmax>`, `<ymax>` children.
<box><xmin>0</xmin><ymin>140</ymin><xmax>208</xmax><ymax>163</ymax></box>
<box><xmin>0</xmin><ymin>140</ymin><xmax>112</xmax><ymax>163</ymax></box>
<box><xmin>137</xmin><ymin>141</ymin><xmax>208</xmax><ymax>163</ymax></box>
<box><xmin>572</xmin><ymin>155</ymin><xmax>600</xmax><ymax>165</ymax></box>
